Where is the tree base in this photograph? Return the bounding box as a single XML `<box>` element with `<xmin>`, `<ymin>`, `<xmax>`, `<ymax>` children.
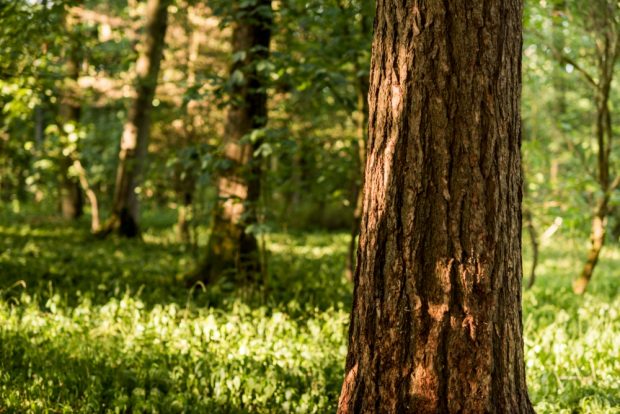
<box><xmin>96</xmin><ymin>209</ymin><xmax>141</xmax><ymax>239</ymax></box>
<box><xmin>572</xmin><ymin>277</ymin><xmax>589</xmax><ymax>295</ymax></box>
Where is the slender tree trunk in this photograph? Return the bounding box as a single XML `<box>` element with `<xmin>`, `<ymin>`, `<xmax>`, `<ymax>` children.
<box><xmin>345</xmin><ymin>0</ymin><xmax>373</xmax><ymax>281</ymax></box>
<box><xmin>177</xmin><ymin>192</ymin><xmax>192</xmax><ymax>244</ymax></box>
<box><xmin>175</xmin><ymin>16</ymin><xmax>201</xmax><ymax>245</ymax></box>
<box><xmin>574</xmin><ymin>86</ymin><xmax>614</xmax><ymax>293</ymax></box>
<box><xmin>196</xmin><ymin>0</ymin><xmax>272</xmax><ymax>283</ymax></box>
<box><xmin>545</xmin><ymin>1</ymin><xmax>619</xmax><ymax>293</ymax></box>
<box><xmin>574</xmin><ymin>196</ymin><xmax>608</xmax><ymax>294</ymax></box>
<box><xmin>573</xmin><ymin>34</ymin><xmax>617</xmax><ymax>292</ymax></box>
<box><xmin>338</xmin><ymin>1</ymin><xmax>533</xmax><ymax>413</ymax></box>
<box><xmin>346</xmin><ymin>72</ymin><xmax>369</xmax><ymax>282</ymax></box>
<box><xmin>59</xmin><ymin>155</ymin><xmax>83</xmax><ymax>219</ymax></box>
<box><xmin>104</xmin><ymin>0</ymin><xmax>170</xmax><ymax>237</ymax></box>
<box><xmin>72</xmin><ymin>159</ymin><xmax>101</xmax><ymax>232</ymax></box>
<box><xmin>35</xmin><ymin>106</ymin><xmax>44</xmax><ymax>148</ymax></box>
<box><xmin>524</xmin><ymin>206</ymin><xmax>539</xmax><ymax>289</ymax></box>
<box><xmin>58</xmin><ymin>49</ymin><xmax>84</xmax><ymax>220</ymax></box>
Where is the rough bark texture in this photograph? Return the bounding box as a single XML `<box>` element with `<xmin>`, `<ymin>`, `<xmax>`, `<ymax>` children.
<box><xmin>106</xmin><ymin>0</ymin><xmax>170</xmax><ymax>237</ymax></box>
<box><xmin>338</xmin><ymin>1</ymin><xmax>533</xmax><ymax>413</ymax></box>
<box><xmin>197</xmin><ymin>0</ymin><xmax>272</xmax><ymax>283</ymax></box>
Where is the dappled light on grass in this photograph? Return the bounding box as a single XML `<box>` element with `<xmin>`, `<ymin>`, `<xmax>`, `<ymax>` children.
<box><xmin>1</xmin><ymin>214</ymin><xmax>619</xmax><ymax>412</ymax></box>
<box><xmin>0</xmin><ymin>293</ymin><xmax>348</xmax><ymax>413</ymax></box>
<box><xmin>522</xmin><ymin>238</ymin><xmax>620</xmax><ymax>413</ymax></box>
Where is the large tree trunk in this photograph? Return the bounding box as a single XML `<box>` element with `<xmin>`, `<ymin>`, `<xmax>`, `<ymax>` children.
<box><xmin>105</xmin><ymin>0</ymin><xmax>170</xmax><ymax>237</ymax></box>
<box><xmin>338</xmin><ymin>1</ymin><xmax>533</xmax><ymax>413</ymax></box>
<box><xmin>196</xmin><ymin>0</ymin><xmax>272</xmax><ymax>283</ymax></box>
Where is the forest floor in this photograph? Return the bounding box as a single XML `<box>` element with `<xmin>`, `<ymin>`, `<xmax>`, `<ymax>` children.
<box><xmin>0</xmin><ymin>209</ymin><xmax>619</xmax><ymax>413</ymax></box>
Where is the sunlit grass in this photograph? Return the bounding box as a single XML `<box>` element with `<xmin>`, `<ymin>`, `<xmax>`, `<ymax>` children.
<box><xmin>0</xmin><ymin>211</ymin><xmax>619</xmax><ymax>413</ymax></box>
<box><xmin>0</xmin><ymin>293</ymin><xmax>348</xmax><ymax>413</ymax></box>
<box><xmin>522</xmin><ymin>234</ymin><xmax>620</xmax><ymax>413</ymax></box>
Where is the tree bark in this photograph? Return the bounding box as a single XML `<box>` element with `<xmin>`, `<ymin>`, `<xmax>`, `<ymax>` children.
<box><xmin>104</xmin><ymin>0</ymin><xmax>170</xmax><ymax>237</ymax></box>
<box><xmin>196</xmin><ymin>0</ymin><xmax>272</xmax><ymax>283</ymax></box>
<box><xmin>338</xmin><ymin>1</ymin><xmax>533</xmax><ymax>413</ymax></box>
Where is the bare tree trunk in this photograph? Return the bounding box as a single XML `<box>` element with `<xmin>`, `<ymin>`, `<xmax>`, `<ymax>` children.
<box><xmin>104</xmin><ymin>0</ymin><xmax>170</xmax><ymax>237</ymax></box>
<box><xmin>59</xmin><ymin>155</ymin><xmax>83</xmax><ymax>219</ymax></box>
<box><xmin>58</xmin><ymin>47</ymin><xmax>83</xmax><ymax>220</ymax></box>
<box><xmin>176</xmin><ymin>192</ymin><xmax>192</xmax><ymax>244</ymax></box>
<box><xmin>345</xmin><ymin>72</ymin><xmax>369</xmax><ymax>282</ymax></box>
<box><xmin>574</xmin><ymin>85</ymin><xmax>613</xmax><ymax>293</ymax></box>
<box><xmin>195</xmin><ymin>0</ymin><xmax>272</xmax><ymax>283</ymax></box>
<box><xmin>574</xmin><ymin>196</ymin><xmax>608</xmax><ymax>294</ymax></box>
<box><xmin>524</xmin><ymin>206</ymin><xmax>539</xmax><ymax>289</ymax></box>
<box><xmin>567</xmin><ymin>0</ymin><xmax>619</xmax><ymax>293</ymax></box>
<box><xmin>575</xmin><ymin>44</ymin><xmax>617</xmax><ymax>292</ymax></box>
<box><xmin>175</xmin><ymin>13</ymin><xmax>202</xmax><ymax>245</ymax></box>
<box><xmin>72</xmin><ymin>159</ymin><xmax>101</xmax><ymax>232</ymax></box>
<box><xmin>345</xmin><ymin>0</ymin><xmax>373</xmax><ymax>282</ymax></box>
<box><xmin>338</xmin><ymin>1</ymin><xmax>533</xmax><ymax>412</ymax></box>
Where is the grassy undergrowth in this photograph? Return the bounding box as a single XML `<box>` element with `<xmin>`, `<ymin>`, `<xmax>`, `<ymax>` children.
<box><xmin>0</xmin><ymin>210</ymin><xmax>619</xmax><ymax>413</ymax></box>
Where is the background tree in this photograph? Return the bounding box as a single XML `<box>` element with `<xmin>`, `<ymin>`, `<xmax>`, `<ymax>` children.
<box><xmin>558</xmin><ymin>0</ymin><xmax>620</xmax><ymax>294</ymax></box>
<box><xmin>56</xmin><ymin>22</ymin><xmax>84</xmax><ymax>221</ymax></box>
<box><xmin>103</xmin><ymin>0</ymin><xmax>171</xmax><ymax>237</ymax></box>
<box><xmin>525</xmin><ymin>0</ymin><xmax>620</xmax><ymax>294</ymax></box>
<box><xmin>196</xmin><ymin>0</ymin><xmax>273</xmax><ymax>282</ymax></box>
<box><xmin>338</xmin><ymin>1</ymin><xmax>533</xmax><ymax>412</ymax></box>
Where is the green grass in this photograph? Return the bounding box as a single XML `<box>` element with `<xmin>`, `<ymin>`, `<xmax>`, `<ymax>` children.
<box><xmin>0</xmin><ymin>209</ymin><xmax>619</xmax><ymax>413</ymax></box>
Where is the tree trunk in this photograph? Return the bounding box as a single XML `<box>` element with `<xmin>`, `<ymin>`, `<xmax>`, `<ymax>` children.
<box><xmin>72</xmin><ymin>159</ymin><xmax>101</xmax><ymax>233</ymax></box>
<box><xmin>573</xmin><ymin>29</ymin><xmax>617</xmax><ymax>293</ymax></box>
<box><xmin>58</xmin><ymin>48</ymin><xmax>83</xmax><ymax>220</ymax></box>
<box><xmin>177</xmin><ymin>192</ymin><xmax>192</xmax><ymax>244</ymax></box>
<box><xmin>338</xmin><ymin>1</ymin><xmax>533</xmax><ymax>413</ymax></box>
<box><xmin>524</xmin><ymin>206</ymin><xmax>539</xmax><ymax>290</ymax></box>
<box><xmin>59</xmin><ymin>155</ymin><xmax>83</xmax><ymax>219</ymax></box>
<box><xmin>574</xmin><ymin>197</ymin><xmax>608</xmax><ymax>294</ymax></box>
<box><xmin>196</xmin><ymin>0</ymin><xmax>272</xmax><ymax>283</ymax></box>
<box><xmin>346</xmin><ymin>71</ymin><xmax>369</xmax><ymax>282</ymax></box>
<box><xmin>575</xmin><ymin>94</ymin><xmax>610</xmax><ymax>294</ymax></box>
<box><xmin>105</xmin><ymin>0</ymin><xmax>170</xmax><ymax>237</ymax></box>
<box><xmin>345</xmin><ymin>0</ymin><xmax>373</xmax><ymax>282</ymax></box>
